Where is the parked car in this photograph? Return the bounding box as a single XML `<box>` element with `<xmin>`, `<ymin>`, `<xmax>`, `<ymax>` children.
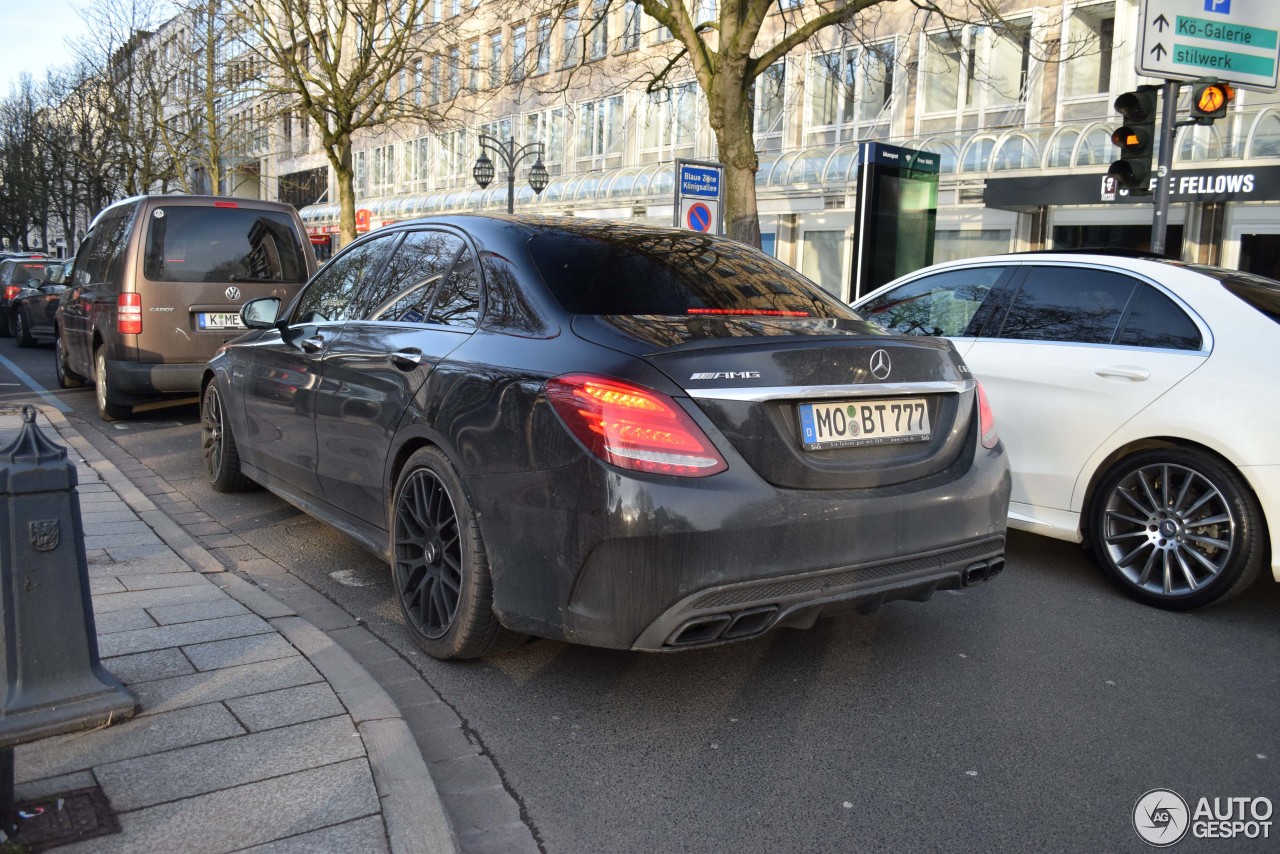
<box><xmin>9</xmin><ymin>258</ymin><xmax>74</xmax><ymax>346</ymax></box>
<box><xmin>853</xmin><ymin>252</ymin><xmax>1279</xmax><ymax>609</ymax></box>
<box><xmin>55</xmin><ymin>195</ymin><xmax>316</xmax><ymax>420</ymax></box>
<box><xmin>202</xmin><ymin>215</ymin><xmax>1011</xmax><ymax>660</ymax></box>
<box><xmin>0</xmin><ymin>255</ymin><xmax>52</xmax><ymax>337</ymax></box>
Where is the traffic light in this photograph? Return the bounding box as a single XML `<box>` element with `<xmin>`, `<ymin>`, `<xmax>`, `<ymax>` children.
<box><xmin>1108</xmin><ymin>86</ymin><xmax>1159</xmax><ymax>195</ymax></box>
<box><xmin>1190</xmin><ymin>78</ymin><xmax>1235</xmax><ymax>124</ymax></box>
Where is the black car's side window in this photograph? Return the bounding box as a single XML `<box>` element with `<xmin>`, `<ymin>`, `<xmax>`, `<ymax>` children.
<box><xmin>292</xmin><ymin>234</ymin><xmax>395</xmax><ymax>323</ymax></box>
<box><xmin>996</xmin><ymin>266</ymin><xmax>1136</xmax><ymax>344</ymax></box>
<box><xmin>1116</xmin><ymin>284</ymin><xmax>1203</xmax><ymax>351</ymax></box>
<box><xmin>858</xmin><ymin>267</ymin><xmax>1005</xmax><ymax>337</ymax></box>
<box><xmin>362</xmin><ymin>230</ymin><xmax>465</xmax><ymax>322</ymax></box>
<box><xmin>428</xmin><ymin>245</ymin><xmax>481</xmax><ymax>327</ymax></box>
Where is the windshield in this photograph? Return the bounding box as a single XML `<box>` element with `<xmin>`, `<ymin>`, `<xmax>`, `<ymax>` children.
<box><xmin>528</xmin><ymin>230</ymin><xmax>856</xmax><ymax>319</ymax></box>
<box><xmin>1185</xmin><ymin>264</ymin><xmax>1280</xmax><ymax>325</ymax></box>
<box><xmin>143</xmin><ymin>206</ymin><xmax>309</xmax><ymax>284</ymax></box>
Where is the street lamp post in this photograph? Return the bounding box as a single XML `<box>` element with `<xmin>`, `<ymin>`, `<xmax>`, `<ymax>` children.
<box><xmin>472</xmin><ymin>134</ymin><xmax>550</xmax><ymax>213</ymax></box>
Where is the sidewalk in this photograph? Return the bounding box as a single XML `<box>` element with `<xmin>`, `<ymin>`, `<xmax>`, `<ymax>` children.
<box><xmin>1</xmin><ymin>405</ymin><xmax>455</xmax><ymax>854</ymax></box>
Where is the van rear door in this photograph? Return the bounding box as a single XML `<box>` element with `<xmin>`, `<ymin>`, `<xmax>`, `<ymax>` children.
<box><xmin>132</xmin><ymin>199</ymin><xmax>313</xmax><ymax>365</ymax></box>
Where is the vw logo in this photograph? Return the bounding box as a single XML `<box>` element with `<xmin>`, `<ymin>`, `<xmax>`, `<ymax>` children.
<box><xmin>869</xmin><ymin>349</ymin><xmax>892</xmax><ymax>380</ymax></box>
<box><xmin>225</xmin><ymin>286</ymin><xmax>241</xmax><ymax>301</ymax></box>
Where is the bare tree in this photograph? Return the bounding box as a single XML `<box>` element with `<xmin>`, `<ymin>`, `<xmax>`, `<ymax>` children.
<box><xmin>236</xmin><ymin>0</ymin><xmax>474</xmax><ymax>245</ymax></box>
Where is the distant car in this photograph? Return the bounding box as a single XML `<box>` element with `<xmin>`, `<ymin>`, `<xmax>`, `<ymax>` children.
<box><xmin>9</xmin><ymin>258</ymin><xmax>73</xmax><ymax>346</ymax></box>
<box><xmin>202</xmin><ymin>215</ymin><xmax>1010</xmax><ymax>660</ymax></box>
<box><xmin>854</xmin><ymin>252</ymin><xmax>1280</xmax><ymax>609</ymax></box>
<box><xmin>0</xmin><ymin>256</ymin><xmax>52</xmax><ymax>337</ymax></box>
<box><xmin>55</xmin><ymin>195</ymin><xmax>316</xmax><ymax>420</ymax></box>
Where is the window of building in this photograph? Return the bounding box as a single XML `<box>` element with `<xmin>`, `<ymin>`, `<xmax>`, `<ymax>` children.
<box><xmin>449</xmin><ymin>45</ymin><xmax>461</xmax><ymax>98</ymax></box>
<box><xmin>404</xmin><ymin>137</ymin><xmax>432</xmax><ymax>189</ymax></box>
<box><xmin>621</xmin><ymin>1</ymin><xmax>642</xmax><ymax>52</ymax></box>
<box><xmin>563</xmin><ymin>5</ymin><xmax>580</xmax><ymax>67</ymax></box>
<box><xmin>921</xmin><ymin>25</ymin><xmax>1031</xmax><ymax>123</ymax></box>
<box><xmin>490</xmin><ymin>32</ymin><xmax>503</xmax><ymax>87</ymax></box>
<box><xmin>435</xmin><ymin>128</ymin><xmax>470</xmax><ymax>183</ymax></box>
<box><xmin>805</xmin><ymin>42</ymin><xmax>894</xmax><ymax>142</ymax></box>
<box><xmin>752</xmin><ymin>61</ymin><xmax>786</xmax><ymax>143</ymax></box>
<box><xmin>800</xmin><ymin>230</ymin><xmax>844</xmax><ymax>296</ymax></box>
<box><xmin>469</xmin><ymin>40</ymin><xmax>481</xmax><ymax>91</ymax></box>
<box><xmin>536</xmin><ymin>15</ymin><xmax>552</xmax><ymax>74</ymax></box>
<box><xmin>589</xmin><ymin>0</ymin><xmax>609</xmax><ymax>60</ymax></box>
<box><xmin>524</xmin><ymin>107</ymin><xmax>567</xmax><ymax>173</ymax></box>
<box><xmin>576</xmin><ymin>95</ymin><xmax>625</xmax><ymax>165</ymax></box>
<box><xmin>413</xmin><ymin>59</ymin><xmax>424</xmax><ymax>105</ymax></box>
<box><xmin>693</xmin><ymin>0</ymin><xmax>717</xmax><ymax>25</ymax></box>
<box><xmin>430</xmin><ymin>54</ymin><xmax>442</xmax><ymax>104</ymax></box>
<box><xmin>513</xmin><ymin>24</ymin><xmax>528</xmax><ymax>80</ymax></box>
<box><xmin>1062</xmin><ymin>3</ymin><xmax>1115</xmax><ymax>101</ymax></box>
<box><xmin>640</xmin><ymin>83</ymin><xmax>699</xmax><ymax>162</ymax></box>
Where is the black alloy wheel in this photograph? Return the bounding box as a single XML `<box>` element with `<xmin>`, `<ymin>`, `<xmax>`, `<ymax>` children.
<box><xmin>55</xmin><ymin>333</ymin><xmax>85</xmax><ymax>388</ymax></box>
<box><xmin>1089</xmin><ymin>448</ymin><xmax>1264</xmax><ymax>609</ymax></box>
<box><xmin>391</xmin><ymin>447</ymin><xmax>526</xmax><ymax>659</ymax></box>
<box><xmin>14</xmin><ymin>309</ymin><xmax>35</xmax><ymax>347</ymax></box>
<box><xmin>201</xmin><ymin>382</ymin><xmax>255</xmax><ymax>492</ymax></box>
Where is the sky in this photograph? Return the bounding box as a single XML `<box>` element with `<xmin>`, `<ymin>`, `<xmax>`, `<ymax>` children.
<box><xmin>0</xmin><ymin>0</ymin><xmax>92</xmax><ymax>95</ymax></box>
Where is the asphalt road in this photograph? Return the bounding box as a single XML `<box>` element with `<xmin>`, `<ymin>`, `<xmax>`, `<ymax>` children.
<box><xmin>2</xmin><ymin>335</ymin><xmax>1277</xmax><ymax>853</ymax></box>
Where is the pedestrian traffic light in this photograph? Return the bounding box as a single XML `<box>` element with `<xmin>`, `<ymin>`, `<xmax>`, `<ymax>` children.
<box><xmin>1189</xmin><ymin>78</ymin><xmax>1234</xmax><ymax>124</ymax></box>
<box><xmin>1108</xmin><ymin>86</ymin><xmax>1159</xmax><ymax>195</ymax></box>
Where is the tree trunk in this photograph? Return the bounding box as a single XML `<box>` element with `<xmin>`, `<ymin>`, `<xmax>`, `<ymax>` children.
<box><xmin>333</xmin><ymin>136</ymin><xmax>357</xmax><ymax>248</ymax></box>
<box><xmin>709</xmin><ymin>87</ymin><xmax>762</xmax><ymax>248</ymax></box>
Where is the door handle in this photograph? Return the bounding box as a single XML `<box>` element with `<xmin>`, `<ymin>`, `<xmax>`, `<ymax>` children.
<box><xmin>390</xmin><ymin>348</ymin><xmax>424</xmax><ymax>370</ymax></box>
<box><xmin>1095</xmin><ymin>365</ymin><xmax>1150</xmax><ymax>381</ymax></box>
<box><xmin>300</xmin><ymin>335</ymin><xmax>325</xmax><ymax>354</ymax></box>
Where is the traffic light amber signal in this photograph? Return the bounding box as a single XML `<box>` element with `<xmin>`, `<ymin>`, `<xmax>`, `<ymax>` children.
<box><xmin>1108</xmin><ymin>87</ymin><xmax>1158</xmax><ymax>195</ymax></box>
<box><xmin>1190</xmin><ymin>79</ymin><xmax>1235</xmax><ymax>124</ymax></box>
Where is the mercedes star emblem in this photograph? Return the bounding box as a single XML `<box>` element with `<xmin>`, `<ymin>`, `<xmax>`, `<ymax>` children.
<box><xmin>225</xmin><ymin>286</ymin><xmax>241</xmax><ymax>301</ymax></box>
<box><xmin>869</xmin><ymin>349</ymin><xmax>891</xmax><ymax>380</ymax></box>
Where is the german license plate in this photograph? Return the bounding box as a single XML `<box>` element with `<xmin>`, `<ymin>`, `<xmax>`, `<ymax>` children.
<box><xmin>197</xmin><ymin>312</ymin><xmax>244</xmax><ymax>330</ymax></box>
<box><xmin>799</xmin><ymin>397</ymin><xmax>931</xmax><ymax>450</ymax></box>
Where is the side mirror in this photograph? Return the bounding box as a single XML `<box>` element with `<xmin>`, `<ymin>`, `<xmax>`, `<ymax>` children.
<box><xmin>241</xmin><ymin>296</ymin><xmax>281</xmax><ymax>329</ymax></box>
<box><xmin>26</xmin><ymin>278</ymin><xmax>40</xmax><ymax>289</ymax></box>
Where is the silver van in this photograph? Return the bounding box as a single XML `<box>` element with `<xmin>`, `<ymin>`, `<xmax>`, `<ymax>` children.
<box><xmin>56</xmin><ymin>195</ymin><xmax>317</xmax><ymax>420</ymax></box>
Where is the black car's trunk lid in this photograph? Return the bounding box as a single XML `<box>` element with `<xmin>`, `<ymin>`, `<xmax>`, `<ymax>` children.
<box><xmin>572</xmin><ymin>314</ymin><xmax>978</xmax><ymax>490</ymax></box>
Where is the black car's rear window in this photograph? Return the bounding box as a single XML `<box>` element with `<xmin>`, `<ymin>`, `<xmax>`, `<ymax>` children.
<box><xmin>1184</xmin><ymin>264</ymin><xmax>1280</xmax><ymax>325</ymax></box>
<box><xmin>528</xmin><ymin>231</ymin><xmax>856</xmax><ymax>318</ymax></box>
<box><xmin>1</xmin><ymin>261</ymin><xmax>50</xmax><ymax>285</ymax></box>
<box><xmin>143</xmin><ymin>206</ymin><xmax>308</xmax><ymax>284</ymax></box>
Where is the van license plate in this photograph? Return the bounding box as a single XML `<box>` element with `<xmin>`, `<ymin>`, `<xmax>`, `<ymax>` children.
<box><xmin>798</xmin><ymin>397</ymin><xmax>931</xmax><ymax>450</ymax></box>
<box><xmin>197</xmin><ymin>312</ymin><xmax>244</xmax><ymax>330</ymax></box>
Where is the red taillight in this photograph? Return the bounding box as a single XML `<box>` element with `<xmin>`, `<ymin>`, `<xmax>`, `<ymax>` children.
<box><xmin>976</xmin><ymin>382</ymin><xmax>998</xmax><ymax>450</ymax></box>
<box><xmin>2</xmin><ymin>286</ymin><xmax>19</xmax><ymax>301</ymax></box>
<box><xmin>545</xmin><ymin>374</ymin><xmax>728</xmax><ymax>477</ymax></box>
<box><xmin>118</xmin><ymin>292</ymin><xmax>142</xmax><ymax>335</ymax></box>
<box><xmin>687</xmin><ymin>308</ymin><xmax>811</xmax><ymax>317</ymax></box>
<box><xmin>213</xmin><ymin>200</ymin><xmax>239</xmax><ymax>208</ymax></box>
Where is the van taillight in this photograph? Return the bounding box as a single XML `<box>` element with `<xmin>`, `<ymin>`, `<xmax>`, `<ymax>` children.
<box><xmin>545</xmin><ymin>374</ymin><xmax>728</xmax><ymax>477</ymax></box>
<box><xmin>118</xmin><ymin>293</ymin><xmax>142</xmax><ymax>335</ymax></box>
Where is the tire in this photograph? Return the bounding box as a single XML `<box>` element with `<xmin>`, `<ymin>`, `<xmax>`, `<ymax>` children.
<box><xmin>201</xmin><ymin>382</ymin><xmax>255</xmax><ymax>492</ymax></box>
<box><xmin>0</xmin><ymin>308</ymin><xmax>10</xmax><ymax>338</ymax></box>
<box><xmin>94</xmin><ymin>348</ymin><xmax>132</xmax><ymax>421</ymax></box>
<box><xmin>1088</xmin><ymin>448</ymin><xmax>1264</xmax><ymax>609</ymax></box>
<box><xmin>14</xmin><ymin>308</ymin><xmax>36</xmax><ymax>347</ymax></box>
<box><xmin>390</xmin><ymin>446</ymin><xmax>527</xmax><ymax>660</ymax></box>
<box><xmin>55</xmin><ymin>333</ymin><xmax>86</xmax><ymax>388</ymax></box>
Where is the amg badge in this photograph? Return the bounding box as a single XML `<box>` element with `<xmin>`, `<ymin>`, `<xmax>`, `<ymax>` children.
<box><xmin>690</xmin><ymin>371</ymin><xmax>762</xmax><ymax>380</ymax></box>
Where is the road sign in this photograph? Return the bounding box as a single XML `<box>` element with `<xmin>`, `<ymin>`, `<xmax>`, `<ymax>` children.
<box><xmin>684</xmin><ymin>201</ymin><xmax>714</xmax><ymax>232</ymax></box>
<box><xmin>673</xmin><ymin>159</ymin><xmax>725</xmax><ymax>235</ymax></box>
<box><xmin>1138</xmin><ymin>0</ymin><xmax>1280</xmax><ymax>91</ymax></box>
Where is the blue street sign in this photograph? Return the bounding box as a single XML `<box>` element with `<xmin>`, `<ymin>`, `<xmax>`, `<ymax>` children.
<box><xmin>680</xmin><ymin>165</ymin><xmax>720</xmax><ymax>198</ymax></box>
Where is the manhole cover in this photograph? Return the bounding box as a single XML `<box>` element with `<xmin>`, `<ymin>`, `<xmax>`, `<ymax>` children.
<box><xmin>8</xmin><ymin>785</ymin><xmax>119</xmax><ymax>852</ymax></box>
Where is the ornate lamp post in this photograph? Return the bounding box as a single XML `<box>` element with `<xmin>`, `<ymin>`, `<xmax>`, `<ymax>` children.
<box><xmin>472</xmin><ymin>134</ymin><xmax>550</xmax><ymax>213</ymax></box>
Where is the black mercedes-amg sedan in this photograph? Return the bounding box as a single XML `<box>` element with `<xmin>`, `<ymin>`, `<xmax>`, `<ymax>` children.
<box><xmin>201</xmin><ymin>215</ymin><xmax>1011</xmax><ymax>659</ymax></box>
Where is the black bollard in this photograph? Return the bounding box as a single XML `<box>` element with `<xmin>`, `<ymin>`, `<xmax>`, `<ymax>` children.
<box><xmin>0</xmin><ymin>405</ymin><xmax>137</xmax><ymax>831</ymax></box>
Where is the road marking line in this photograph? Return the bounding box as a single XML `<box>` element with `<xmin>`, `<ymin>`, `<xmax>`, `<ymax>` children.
<box><xmin>0</xmin><ymin>352</ymin><xmax>71</xmax><ymax>412</ymax></box>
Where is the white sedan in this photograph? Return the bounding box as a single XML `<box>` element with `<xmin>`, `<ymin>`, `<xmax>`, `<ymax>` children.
<box><xmin>854</xmin><ymin>252</ymin><xmax>1278</xmax><ymax>609</ymax></box>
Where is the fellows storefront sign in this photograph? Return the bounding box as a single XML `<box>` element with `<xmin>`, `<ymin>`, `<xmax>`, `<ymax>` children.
<box><xmin>985</xmin><ymin>164</ymin><xmax>1280</xmax><ymax>210</ymax></box>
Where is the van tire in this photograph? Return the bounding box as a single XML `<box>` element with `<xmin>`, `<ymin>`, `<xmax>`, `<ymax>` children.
<box><xmin>95</xmin><ymin>348</ymin><xmax>132</xmax><ymax>421</ymax></box>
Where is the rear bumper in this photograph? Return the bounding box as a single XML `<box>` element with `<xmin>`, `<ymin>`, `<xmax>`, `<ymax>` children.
<box><xmin>470</xmin><ymin>438</ymin><xmax>1011</xmax><ymax>650</ymax></box>
<box><xmin>1240</xmin><ymin>464</ymin><xmax>1280</xmax><ymax>582</ymax></box>
<box><xmin>107</xmin><ymin>359</ymin><xmax>205</xmax><ymax>395</ymax></box>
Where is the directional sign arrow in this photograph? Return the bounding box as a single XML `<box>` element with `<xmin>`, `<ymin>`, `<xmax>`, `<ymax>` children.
<box><xmin>1153</xmin><ymin>13</ymin><xmax>1169</xmax><ymax>32</ymax></box>
<box><xmin>1151</xmin><ymin>43</ymin><xmax>1168</xmax><ymax>61</ymax></box>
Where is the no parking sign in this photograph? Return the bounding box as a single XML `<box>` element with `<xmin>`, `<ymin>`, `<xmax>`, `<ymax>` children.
<box><xmin>674</xmin><ymin>160</ymin><xmax>725</xmax><ymax>235</ymax></box>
